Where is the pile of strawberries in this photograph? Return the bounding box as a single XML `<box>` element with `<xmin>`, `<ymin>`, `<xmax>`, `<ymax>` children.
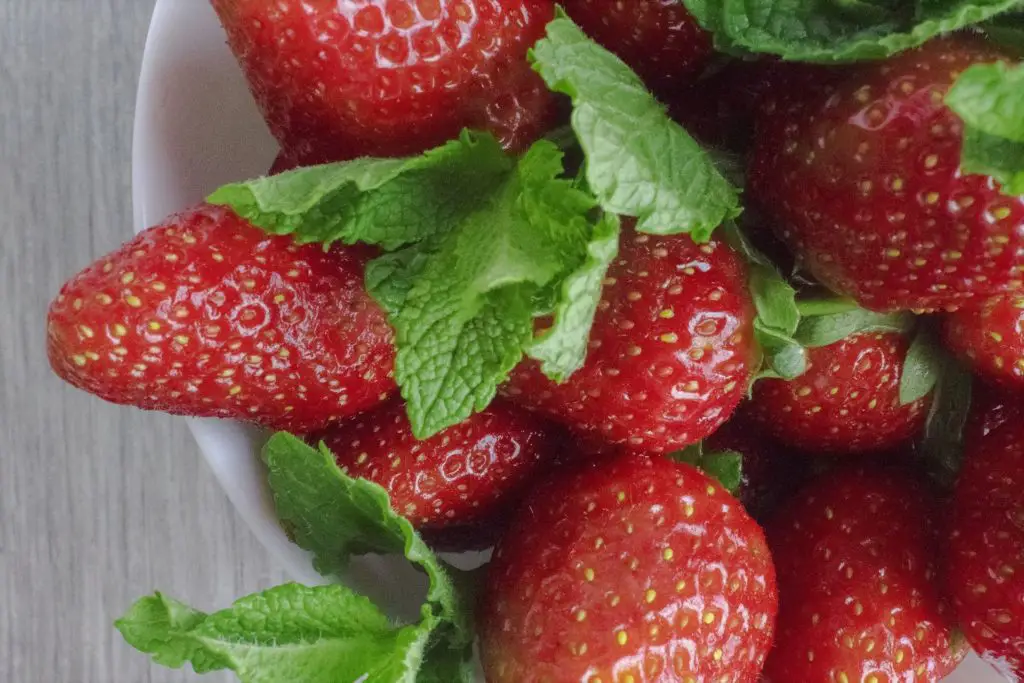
<box><xmin>47</xmin><ymin>1</ymin><xmax>1024</xmax><ymax>681</ymax></box>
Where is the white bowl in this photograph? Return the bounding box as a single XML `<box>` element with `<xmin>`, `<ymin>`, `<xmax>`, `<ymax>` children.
<box><xmin>131</xmin><ymin>0</ymin><xmax>997</xmax><ymax>680</ymax></box>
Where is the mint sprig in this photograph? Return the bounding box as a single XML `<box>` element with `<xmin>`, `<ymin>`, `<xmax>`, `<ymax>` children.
<box><xmin>947</xmin><ymin>60</ymin><xmax>1024</xmax><ymax>196</ymax></box>
<box><xmin>682</xmin><ymin>0</ymin><xmax>1024</xmax><ymax>62</ymax></box>
<box><xmin>529</xmin><ymin>12</ymin><xmax>741</xmax><ymax>240</ymax></box>
<box><xmin>118</xmin><ymin>433</ymin><xmax>477</xmax><ymax>682</ymax></box>
<box><xmin>116</xmin><ymin>584</ymin><xmax>437</xmax><ymax>683</ymax></box>
<box><xmin>722</xmin><ymin>222</ymin><xmax>806</xmax><ymax>380</ymax></box>
<box><xmin>209</xmin><ymin>14</ymin><xmax>750</xmax><ymax>437</ymax></box>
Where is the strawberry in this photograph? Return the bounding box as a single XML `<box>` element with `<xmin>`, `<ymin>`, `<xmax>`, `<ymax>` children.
<box><xmin>315</xmin><ymin>399</ymin><xmax>557</xmax><ymax>546</ymax></box>
<box><xmin>750</xmin><ymin>36</ymin><xmax>1024</xmax><ymax>312</ymax></box>
<box><xmin>669</xmin><ymin>59</ymin><xmax>843</xmax><ymax>153</ymax></box>
<box><xmin>746</xmin><ymin>332</ymin><xmax>931</xmax><ymax>455</ymax></box>
<box><xmin>210</xmin><ymin>0</ymin><xmax>559</xmax><ymax>164</ymax></box>
<box><xmin>943</xmin><ymin>294</ymin><xmax>1024</xmax><ymax>389</ymax></box>
<box><xmin>947</xmin><ymin>400</ymin><xmax>1024</xmax><ymax>679</ymax></box>
<box><xmin>479</xmin><ymin>454</ymin><xmax>777</xmax><ymax>683</ymax></box>
<box><xmin>47</xmin><ymin>203</ymin><xmax>395</xmax><ymax>433</ymax></box>
<box><xmin>502</xmin><ymin>226</ymin><xmax>757</xmax><ymax>453</ymax></box>
<box><xmin>763</xmin><ymin>466</ymin><xmax>964</xmax><ymax>682</ymax></box>
<box><xmin>560</xmin><ymin>0</ymin><xmax>712</xmax><ymax>96</ymax></box>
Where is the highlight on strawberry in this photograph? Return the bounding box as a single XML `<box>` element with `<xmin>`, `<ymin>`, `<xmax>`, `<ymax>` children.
<box><xmin>46</xmin><ymin>0</ymin><xmax>1024</xmax><ymax>681</ymax></box>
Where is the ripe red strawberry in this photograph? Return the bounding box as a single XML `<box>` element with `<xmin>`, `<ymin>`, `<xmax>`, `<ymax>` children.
<box><xmin>704</xmin><ymin>414</ymin><xmax>805</xmax><ymax>520</ymax></box>
<box><xmin>746</xmin><ymin>332</ymin><xmax>930</xmax><ymax>455</ymax></box>
<box><xmin>948</xmin><ymin>400</ymin><xmax>1024</xmax><ymax>679</ymax></box>
<box><xmin>943</xmin><ymin>294</ymin><xmax>1024</xmax><ymax>389</ymax></box>
<box><xmin>560</xmin><ymin>0</ymin><xmax>712</xmax><ymax>96</ymax></box>
<box><xmin>47</xmin><ymin>203</ymin><xmax>395</xmax><ymax>433</ymax></box>
<box><xmin>480</xmin><ymin>454</ymin><xmax>777</xmax><ymax>683</ymax></box>
<box><xmin>210</xmin><ymin>0</ymin><xmax>559</xmax><ymax>164</ymax></box>
<box><xmin>763</xmin><ymin>466</ymin><xmax>964</xmax><ymax>682</ymax></box>
<box><xmin>502</xmin><ymin>227</ymin><xmax>757</xmax><ymax>453</ymax></box>
<box><xmin>750</xmin><ymin>36</ymin><xmax>1024</xmax><ymax>312</ymax></box>
<box><xmin>669</xmin><ymin>59</ymin><xmax>843</xmax><ymax>153</ymax></box>
<box><xmin>315</xmin><ymin>399</ymin><xmax>557</xmax><ymax>546</ymax></box>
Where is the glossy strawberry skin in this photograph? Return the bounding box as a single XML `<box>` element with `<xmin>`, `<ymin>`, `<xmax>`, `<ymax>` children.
<box><xmin>480</xmin><ymin>454</ymin><xmax>777</xmax><ymax>683</ymax></box>
<box><xmin>503</xmin><ymin>228</ymin><xmax>757</xmax><ymax>454</ymax></box>
<box><xmin>47</xmin><ymin>204</ymin><xmax>395</xmax><ymax>433</ymax></box>
<box><xmin>747</xmin><ymin>332</ymin><xmax>930</xmax><ymax>455</ymax></box>
<box><xmin>750</xmin><ymin>37</ymin><xmax>1024</xmax><ymax>312</ymax></box>
<box><xmin>948</xmin><ymin>401</ymin><xmax>1024</xmax><ymax>680</ymax></box>
<box><xmin>944</xmin><ymin>294</ymin><xmax>1024</xmax><ymax>389</ymax></box>
<box><xmin>764</xmin><ymin>466</ymin><xmax>964</xmax><ymax>683</ymax></box>
<box><xmin>316</xmin><ymin>399</ymin><xmax>557</xmax><ymax>543</ymax></box>
<box><xmin>670</xmin><ymin>59</ymin><xmax>843</xmax><ymax>153</ymax></box>
<box><xmin>210</xmin><ymin>0</ymin><xmax>559</xmax><ymax>164</ymax></box>
<box><xmin>560</xmin><ymin>0</ymin><xmax>712</xmax><ymax>96</ymax></box>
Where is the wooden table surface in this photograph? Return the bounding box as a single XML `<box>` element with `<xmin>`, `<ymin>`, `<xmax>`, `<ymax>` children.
<box><xmin>1</xmin><ymin>2</ymin><xmax>289</xmax><ymax>681</ymax></box>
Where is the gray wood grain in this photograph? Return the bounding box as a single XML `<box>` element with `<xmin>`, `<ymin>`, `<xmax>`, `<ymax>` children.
<box><xmin>0</xmin><ymin>2</ymin><xmax>289</xmax><ymax>681</ymax></box>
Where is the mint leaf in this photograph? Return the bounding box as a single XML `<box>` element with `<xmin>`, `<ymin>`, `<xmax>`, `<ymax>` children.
<box><xmin>116</xmin><ymin>594</ymin><xmax>227</xmax><ymax>672</ymax></box>
<box><xmin>983</xmin><ymin>15</ymin><xmax>1024</xmax><ymax>55</ymax></box>
<box><xmin>527</xmin><ymin>213</ymin><xmax>620</xmax><ymax>381</ymax></box>
<box><xmin>947</xmin><ymin>61</ymin><xmax>1024</xmax><ymax>196</ymax></box>
<box><xmin>529</xmin><ymin>13</ymin><xmax>741</xmax><ymax>239</ymax></box>
<box><xmin>750</xmin><ymin>265</ymin><xmax>800</xmax><ymax>337</ymax></box>
<box><xmin>922</xmin><ymin>357</ymin><xmax>973</xmax><ymax>488</ymax></box>
<box><xmin>794</xmin><ymin>307</ymin><xmax>914</xmax><ymax>348</ymax></box>
<box><xmin>209</xmin><ymin>132</ymin><xmax>512</xmax><ymax>250</ymax></box>
<box><xmin>669</xmin><ymin>444</ymin><xmax>744</xmax><ymax>495</ymax></box>
<box><xmin>722</xmin><ymin>221</ymin><xmax>804</xmax><ymax>379</ymax></box>
<box><xmin>900</xmin><ymin>328</ymin><xmax>944</xmax><ymax>405</ymax></box>
<box><xmin>117</xmin><ymin>584</ymin><xmax>434</xmax><ymax>683</ymax></box>
<box><xmin>701</xmin><ymin>450</ymin><xmax>744</xmax><ymax>495</ymax></box>
<box><xmin>683</xmin><ymin>0</ymin><xmax>1022</xmax><ymax>62</ymax></box>
<box><xmin>262</xmin><ymin>434</ymin><xmax>466</xmax><ymax>636</ymax></box>
<box><xmin>382</xmin><ymin>141</ymin><xmax>598</xmax><ymax>436</ymax></box>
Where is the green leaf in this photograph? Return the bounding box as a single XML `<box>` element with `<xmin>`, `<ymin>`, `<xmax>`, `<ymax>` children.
<box><xmin>722</xmin><ymin>221</ymin><xmax>805</xmax><ymax>379</ymax></box>
<box><xmin>382</xmin><ymin>141</ymin><xmax>598</xmax><ymax>436</ymax></box>
<box><xmin>701</xmin><ymin>450</ymin><xmax>744</xmax><ymax>495</ymax></box>
<box><xmin>669</xmin><ymin>444</ymin><xmax>744</xmax><ymax>495</ymax></box>
<box><xmin>947</xmin><ymin>61</ymin><xmax>1024</xmax><ymax>196</ymax></box>
<box><xmin>261</xmin><ymin>434</ymin><xmax>466</xmax><ymax>634</ymax></box>
<box><xmin>750</xmin><ymin>265</ymin><xmax>800</xmax><ymax>337</ymax></box>
<box><xmin>527</xmin><ymin>213</ymin><xmax>621</xmax><ymax>381</ymax></box>
<box><xmin>529</xmin><ymin>13</ymin><xmax>741</xmax><ymax>239</ymax></box>
<box><xmin>959</xmin><ymin>129</ymin><xmax>1024</xmax><ymax>195</ymax></box>
<box><xmin>682</xmin><ymin>0</ymin><xmax>1023</xmax><ymax>62</ymax></box>
<box><xmin>900</xmin><ymin>328</ymin><xmax>944</xmax><ymax>404</ymax></box>
<box><xmin>982</xmin><ymin>14</ymin><xmax>1024</xmax><ymax>55</ymax></box>
<box><xmin>209</xmin><ymin>132</ymin><xmax>513</xmax><ymax>250</ymax></box>
<box><xmin>115</xmin><ymin>594</ymin><xmax>228</xmax><ymax>673</ymax></box>
<box><xmin>921</xmin><ymin>357</ymin><xmax>973</xmax><ymax>488</ymax></box>
<box><xmin>794</xmin><ymin>307</ymin><xmax>914</xmax><ymax>348</ymax></box>
<box><xmin>116</xmin><ymin>584</ymin><xmax>434</xmax><ymax>683</ymax></box>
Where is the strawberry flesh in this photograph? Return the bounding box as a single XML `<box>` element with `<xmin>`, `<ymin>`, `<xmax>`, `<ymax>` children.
<box><xmin>480</xmin><ymin>454</ymin><xmax>777</xmax><ymax>683</ymax></box>
<box><xmin>948</xmin><ymin>400</ymin><xmax>1024</xmax><ymax>679</ymax></box>
<box><xmin>211</xmin><ymin>0</ymin><xmax>560</xmax><ymax>163</ymax></box>
<box><xmin>746</xmin><ymin>332</ymin><xmax>930</xmax><ymax>455</ymax></box>
<box><xmin>316</xmin><ymin>399</ymin><xmax>558</xmax><ymax>547</ymax></box>
<box><xmin>944</xmin><ymin>294</ymin><xmax>1024</xmax><ymax>389</ymax></box>
<box><xmin>47</xmin><ymin>204</ymin><xmax>395</xmax><ymax>433</ymax></box>
<box><xmin>561</xmin><ymin>0</ymin><xmax>712</xmax><ymax>96</ymax></box>
<box><xmin>750</xmin><ymin>36</ymin><xmax>1024</xmax><ymax>312</ymax></box>
<box><xmin>503</xmin><ymin>227</ymin><xmax>757</xmax><ymax>453</ymax></box>
<box><xmin>764</xmin><ymin>465</ymin><xmax>964</xmax><ymax>682</ymax></box>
